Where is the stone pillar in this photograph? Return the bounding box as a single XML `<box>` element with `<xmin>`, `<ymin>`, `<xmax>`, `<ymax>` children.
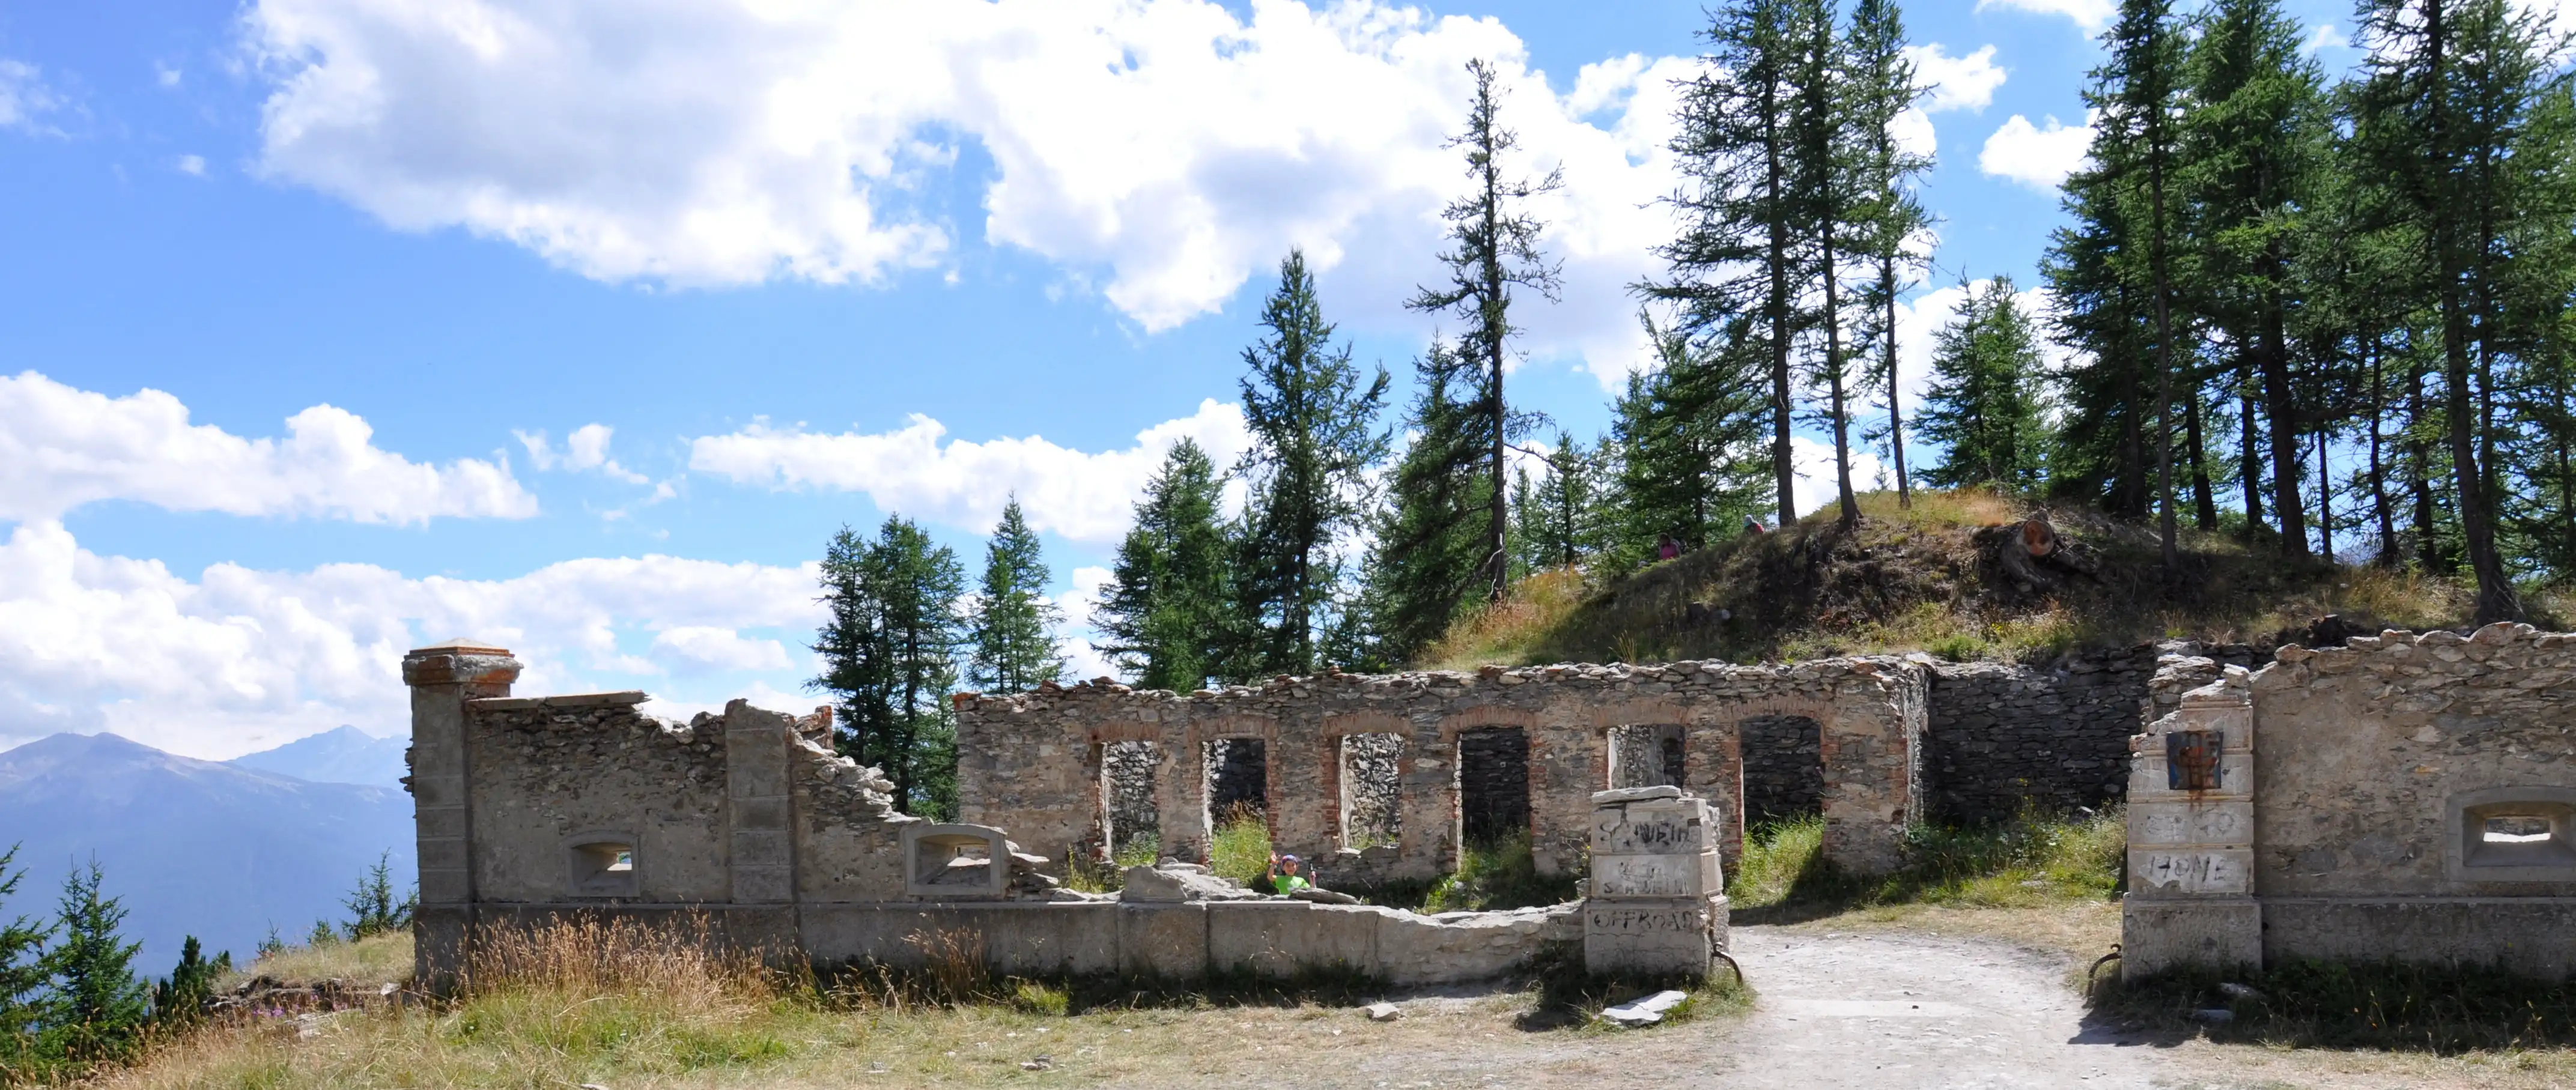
<box><xmin>1398</xmin><ymin>721</ymin><xmax>1456</xmax><ymax>879</ymax></box>
<box><xmin>723</xmin><ymin>701</ymin><xmax>799</xmax><ymax>954</ymax></box>
<box><xmin>1818</xmin><ymin>663</ymin><xmax>1928</xmax><ymax>877</ymax></box>
<box><xmin>401</xmin><ymin>640</ymin><xmax>521</xmax><ymax>992</ymax></box>
<box><xmin>1584</xmin><ymin>786</ymin><xmax>1729</xmax><ymax>978</ymax></box>
<box><xmin>1158</xmin><ymin>725</ymin><xmax>1208</xmax><ymax>864</ymax></box>
<box><xmin>724</xmin><ymin>700</ymin><xmax>795</xmax><ymax>903</ymax></box>
<box><xmin>2122</xmin><ymin>668</ymin><xmax>2260</xmax><ymax>978</ymax></box>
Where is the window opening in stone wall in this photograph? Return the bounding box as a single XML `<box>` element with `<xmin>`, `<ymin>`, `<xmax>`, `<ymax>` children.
<box><xmin>1740</xmin><ymin>715</ymin><xmax>1824</xmax><ymax>826</ymax></box>
<box><xmin>2465</xmin><ymin>803</ymin><xmax>2576</xmax><ymax>870</ymax></box>
<box><xmin>1456</xmin><ymin>727</ymin><xmax>1531</xmax><ymax>846</ymax></box>
<box><xmin>1203</xmin><ymin>737</ymin><xmax>1268</xmax><ymax>831</ymax></box>
<box><xmin>566</xmin><ymin>836</ymin><xmax>639</xmax><ymax>898</ymax></box>
<box><xmin>912</xmin><ymin>829</ymin><xmax>1001</xmax><ymax>892</ymax></box>
<box><xmin>1606</xmin><ymin>724</ymin><xmax>1686</xmax><ymax>789</ymax></box>
<box><xmin>1101</xmin><ymin>740</ymin><xmax>1162</xmax><ymax>864</ymax></box>
<box><xmin>1340</xmin><ymin>733</ymin><xmax>1403</xmax><ymax>850</ymax></box>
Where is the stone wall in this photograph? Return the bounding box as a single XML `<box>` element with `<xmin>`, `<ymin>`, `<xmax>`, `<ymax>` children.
<box><xmin>1739</xmin><ymin>715</ymin><xmax>1821</xmax><ymax>824</ymax></box>
<box><xmin>406</xmin><ymin>643</ymin><xmax>1587</xmax><ymax>990</ymax></box>
<box><xmin>956</xmin><ymin>658</ymin><xmax>1932</xmax><ymax>880</ymax></box>
<box><xmin>2123</xmin><ymin>623</ymin><xmax>2576</xmax><ymax>978</ymax></box>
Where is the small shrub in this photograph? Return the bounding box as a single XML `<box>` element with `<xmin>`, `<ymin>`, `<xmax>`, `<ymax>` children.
<box><xmin>1009</xmin><ymin>979</ymin><xmax>1070</xmax><ymax>1016</ymax></box>
<box><xmin>1925</xmin><ymin>634</ymin><xmax>1983</xmax><ymax>663</ymax></box>
<box><xmin>1207</xmin><ymin>810</ymin><xmax>1272</xmax><ymax>888</ymax></box>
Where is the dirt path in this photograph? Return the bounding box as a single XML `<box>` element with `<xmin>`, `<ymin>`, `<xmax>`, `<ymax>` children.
<box><xmin>1709</xmin><ymin>925</ymin><xmax>2164</xmax><ymax>1089</ymax></box>
<box><xmin>1217</xmin><ymin>924</ymin><xmax>2175</xmax><ymax>1089</ymax></box>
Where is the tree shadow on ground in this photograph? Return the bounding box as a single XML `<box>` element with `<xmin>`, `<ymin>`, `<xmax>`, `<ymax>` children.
<box><xmin>2083</xmin><ymin>959</ymin><xmax>2576</xmax><ymax>1055</ymax></box>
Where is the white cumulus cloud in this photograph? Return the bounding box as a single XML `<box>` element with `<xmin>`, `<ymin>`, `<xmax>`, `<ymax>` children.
<box><xmin>1975</xmin><ymin>0</ymin><xmax>2116</xmax><ymax>31</ymax></box>
<box><xmin>688</xmin><ymin>398</ymin><xmax>1251</xmax><ymax>543</ymax></box>
<box><xmin>241</xmin><ymin>0</ymin><xmax>1690</xmax><ymax>383</ymax></box>
<box><xmin>1904</xmin><ymin>44</ymin><xmax>2005</xmax><ymax>113</ymax></box>
<box><xmin>515</xmin><ymin>422</ymin><xmax>648</xmax><ymax>483</ymax></box>
<box><xmin>649</xmin><ymin>625</ymin><xmax>792</xmax><ymax>674</ymax></box>
<box><xmin>0</xmin><ymin>519</ymin><xmax>822</xmax><ymax>758</ymax></box>
<box><xmin>0</xmin><ymin>371</ymin><xmax>537</xmax><ymax>525</ymax></box>
<box><xmin>1979</xmin><ymin>112</ymin><xmax>2094</xmax><ymax>192</ymax></box>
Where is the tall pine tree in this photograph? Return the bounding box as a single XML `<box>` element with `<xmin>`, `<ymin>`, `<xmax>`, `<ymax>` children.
<box><xmin>1648</xmin><ymin>0</ymin><xmax>1805</xmax><ymax>528</ymax></box>
<box><xmin>1408</xmin><ymin>58</ymin><xmax>1561</xmax><ymax>602</ymax></box>
<box><xmin>2182</xmin><ymin>0</ymin><xmax>2327</xmax><ymax>559</ymax></box>
<box><xmin>1847</xmin><ymin>0</ymin><xmax>1934</xmax><ymax>509</ymax></box>
<box><xmin>1096</xmin><ymin>441</ymin><xmax>1233</xmax><ymax>691</ymax></box>
<box><xmin>1233</xmin><ymin>250</ymin><xmax>1390</xmax><ymax>677</ymax></box>
<box><xmin>1608</xmin><ymin>312</ymin><xmax>1775</xmax><ymax>568</ymax></box>
<box><xmin>812</xmin><ymin>516</ymin><xmax>967</xmax><ymax>817</ymax></box>
<box><xmin>967</xmin><ymin>498</ymin><xmax>1065</xmax><ymax>694</ymax></box>
<box><xmin>1367</xmin><ymin>339</ymin><xmax>1496</xmax><ymax>660</ymax></box>
<box><xmin>1790</xmin><ymin>0</ymin><xmax>1864</xmax><ymax>527</ymax></box>
<box><xmin>1918</xmin><ymin>277</ymin><xmax>2050</xmax><ymax>490</ymax></box>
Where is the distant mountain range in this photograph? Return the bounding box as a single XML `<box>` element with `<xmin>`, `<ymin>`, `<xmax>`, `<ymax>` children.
<box><xmin>0</xmin><ymin>732</ymin><xmax>415</xmax><ymax>974</ymax></box>
<box><xmin>227</xmin><ymin>725</ymin><xmax>410</xmax><ymax>788</ymax></box>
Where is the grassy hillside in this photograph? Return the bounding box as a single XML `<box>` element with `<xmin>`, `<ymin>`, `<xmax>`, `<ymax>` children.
<box><xmin>1427</xmin><ymin>488</ymin><xmax>2557</xmax><ymax>669</ymax></box>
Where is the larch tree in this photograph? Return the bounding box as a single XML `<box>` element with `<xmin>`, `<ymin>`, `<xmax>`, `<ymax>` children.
<box><xmin>1790</xmin><ymin>0</ymin><xmax>1864</xmax><ymax>527</ymax></box>
<box><xmin>967</xmin><ymin>498</ymin><xmax>1065</xmax><ymax>695</ymax></box>
<box><xmin>1095</xmin><ymin>440</ymin><xmax>1233</xmax><ymax>692</ymax></box>
<box><xmin>812</xmin><ymin>515</ymin><xmax>967</xmax><ymax>818</ymax></box>
<box><xmin>2352</xmin><ymin>0</ymin><xmax>2565</xmax><ymax>620</ymax></box>
<box><xmin>1645</xmin><ymin>0</ymin><xmax>1805</xmax><ymax>529</ymax></box>
<box><xmin>1918</xmin><ymin>277</ymin><xmax>2051</xmax><ymax>490</ymax></box>
<box><xmin>1367</xmin><ymin>338</ymin><xmax>1497</xmax><ymax>661</ymax></box>
<box><xmin>1846</xmin><ymin>0</ymin><xmax>1934</xmax><ymax>510</ymax></box>
<box><xmin>2106</xmin><ymin>0</ymin><xmax>2190</xmax><ymax>579</ymax></box>
<box><xmin>1408</xmin><ymin>58</ymin><xmax>1562</xmax><ymax>603</ymax></box>
<box><xmin>1608</xmin><ymin>312</ymin><xmax>1776</xmax><ymax>569</ymax></box>
<box><xmin>1233</xmin><ymin>250</ymin><xmax>1390</xmax><ymax>677</ymax></box>
<box><xmin>2181</xmin><ymin>0</ymin><xmax>2327</xmax><ymax>560</ymax></box>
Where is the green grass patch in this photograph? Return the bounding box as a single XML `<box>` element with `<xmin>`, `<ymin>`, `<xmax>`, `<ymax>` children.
<box><xmin>1420</xmin><ymin>833</ymin><xmax>1581</xmax><ymax>913</ymax></box>
<box><xmin>1207</xmin><ymin>813</ymin><xmax>1272</xmax><ymax>888</ymax></box>
<box><xmin>2099</xmin><ymin>959</ymin><xmax>2576</xmax><ymax>1053</ymax></box>
<box><xmin>1730</xmin><ymin>808</ymin><xmax>2125</xmax><ymax>917</ymax></box>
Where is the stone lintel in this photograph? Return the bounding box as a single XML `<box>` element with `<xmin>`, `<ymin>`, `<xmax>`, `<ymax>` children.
<box><xmin>467</xmin><ymin>691</ymin><xmax>651</xmax><ymax>711</ymax></box>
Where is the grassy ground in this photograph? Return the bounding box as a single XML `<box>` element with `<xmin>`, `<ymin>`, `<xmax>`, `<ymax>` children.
<box><xmin>219</xmin><ymin>932</ymin><xmax>415</xmax><ymax>989</ymax></box>
<box><xmin>93</xmin><ymin>915</ymin><xmax>1748</xmax><ymax>1090</ymax></box>
<box><xmin>1423</xmin><ymin>487</ymin><xmax>2558</xmax><ymax>670</ymax></box>
<box><xmin>1722</xmin><ymin>809</ymin><xmax>2129</xmax><ymax>968</ymax></box>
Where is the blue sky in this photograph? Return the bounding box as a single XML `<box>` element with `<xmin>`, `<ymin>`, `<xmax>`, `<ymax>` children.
<box><xmin>0</xmin><ymin>0</ymin><xmax>2374</xmax><ymax>758</ymax></box>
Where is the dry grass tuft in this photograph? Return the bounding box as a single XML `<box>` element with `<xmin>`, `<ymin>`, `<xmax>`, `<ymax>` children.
<box><xmin>222</xmin><ymin>931</ymin><xmax>415</xmax><ymax>989</ymax></box>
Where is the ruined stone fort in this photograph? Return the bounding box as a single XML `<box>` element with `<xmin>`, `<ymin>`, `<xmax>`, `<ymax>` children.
<box><xmin>404</xmin><ymin>622</ymin><xmax>2576</xmax><ymax>987</ymax></box>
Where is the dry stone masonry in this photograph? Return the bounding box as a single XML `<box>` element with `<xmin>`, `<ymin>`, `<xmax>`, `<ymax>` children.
<box><xmin>956</xmin><ymin>659</ymin><xmax>1935</xmax><ymax>884</ymax></box>
<box><xmin>403</xmin><ymin>642</ymin><xmax>1590</xmax><ymax>991</ymax></box>
<box><xmin>2124</xmin><ymin>623</ymin><xmax>2576</xmax><ymax>979</ymax></box>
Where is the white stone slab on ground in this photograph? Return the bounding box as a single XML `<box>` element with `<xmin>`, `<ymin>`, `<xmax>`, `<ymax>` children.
<box><xmin>1601</xmin><ymin>989</ymin><xmax>1689</xmax><ymax>1026</ymax></box>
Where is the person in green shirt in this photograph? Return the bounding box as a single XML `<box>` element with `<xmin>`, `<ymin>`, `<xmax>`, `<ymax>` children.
<box><xmin>1264</xmin><ymin>853</ymin><xmax>1310</xmax><ymax>895</ymax></box>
